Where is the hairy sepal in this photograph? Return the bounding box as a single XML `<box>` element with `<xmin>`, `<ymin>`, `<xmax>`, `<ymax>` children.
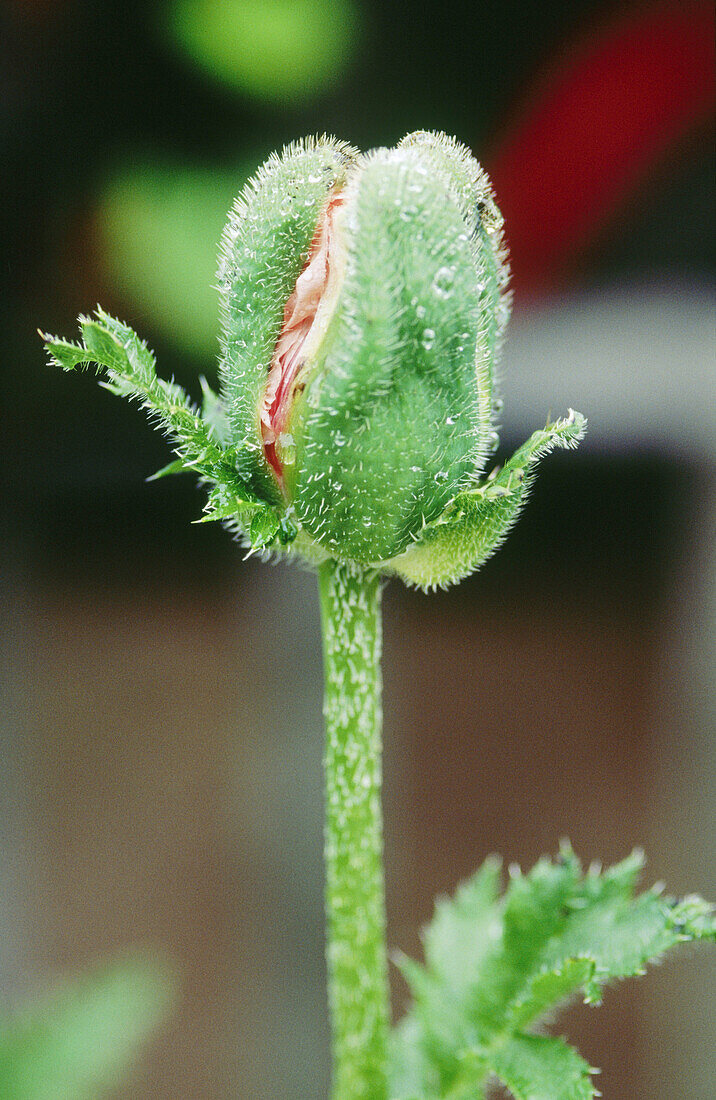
<box><xmin>217</xmin><ymin>136</ymin><xmax>358</xmax><ymax>501</ymax></box>
<box><xmin>387</xmin><ymin>410</ymin><xmax>586</xmax><ymax>589</ymax></box>
<box><xmin>399</xmin><ymin>130</ymin><xmax>511</xmax><ymax>462</ymax></box>
<box><xmin>291</xmin><ymin>146</ymin><xmax>486</xmax><ymax>564</ymax></box>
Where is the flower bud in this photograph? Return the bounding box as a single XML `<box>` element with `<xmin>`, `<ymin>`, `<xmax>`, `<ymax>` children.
<box><xmin>44</xmin><ymin>132</ymin><xmax>583</xmax><ymax>587</ymax></box>
<box><xmin>219</xmin><ymin>131</ymin><xmax>513</xmax><ymax>565</ymax></box>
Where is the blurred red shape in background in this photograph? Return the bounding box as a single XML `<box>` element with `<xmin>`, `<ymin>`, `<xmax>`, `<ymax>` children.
<box><xmin>488</xmin><ymin>1</ymin><xmax>715</xmax><ymax>298</ymax></box>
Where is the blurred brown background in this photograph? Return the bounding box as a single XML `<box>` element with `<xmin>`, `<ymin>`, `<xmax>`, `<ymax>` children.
<box><xmin>1</xmin><ymin>1</ymin><xmax>714</xmax><ymax>1097</ymax></box>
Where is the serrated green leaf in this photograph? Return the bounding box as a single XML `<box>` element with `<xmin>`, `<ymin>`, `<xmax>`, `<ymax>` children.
<box><xmin>39</xmin><ymin>332</ymin><xmax>91</xmax><ymax>371</ymax></box>
<box><xmin>466</xmin><ymin>851</ymin><xmax>583</xmax><ymax>1034</ymax></box>
<box><xmin>539</xmin><ymin>888</ymin><xmax>715</xmax><ymax>1005</ymax></box>
<box><xmin>0</xmin><ymin>954</ymin><xmax>175</xmax><ymax>1100</ymax></box>
<box><xmin>43</xmin><ymin>310</ymin><xmax>267</xmax><ymax>528</ymax></box>
<box><xmin>390</xmin><ymin>1015</ymin><xmax>440</xmax><ymax>1100</ymax></box>
<box><xmin>487</xmin><ymin>1034</ymin><xmax>596</xmax><ymax>1100</ymax></box>
<box><xmin>393</xmin><ymin>952</ymin><xmax>475</xmax><ymax>1084</ymax></box>
<box><xmin>390</xmin><ymin>848</ymin><xmax>714</xmax><ymax>1099</ymax></box>
<box><xmin>423</xmin><ymin>856</ymin><xmax>502</xmax><ymax>997</ymax></box>
<box><xmin>200</xmin><ymin>376</ymin><xmax>231</xmax><ymax>447</ymax></box>
<box><xmin>507</xmin><ymin>957</ymin><xmax>594</xmax><ymax>1030</ymax></box>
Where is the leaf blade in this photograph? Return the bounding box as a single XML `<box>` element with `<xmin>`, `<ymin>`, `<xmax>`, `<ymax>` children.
<box><xmin>487</xmin><ymin>1034</ymin><xmax>596</xmax><ymax>1100</ymax></box>
<box><xmin>0</xmin><ymin>954</ymin><xmax>175</xmax><ymax>1100</ymax></box>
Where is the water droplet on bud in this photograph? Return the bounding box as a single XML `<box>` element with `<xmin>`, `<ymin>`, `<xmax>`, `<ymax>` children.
<box><xmin>421</xmin><ymin>328</ymin><xmax>436</xmax><ymax>350</ymax></box>
<box><xmin>432</xmin><ymin>266</ymin><xmax>455</xmax><ymax>299</ymax></box>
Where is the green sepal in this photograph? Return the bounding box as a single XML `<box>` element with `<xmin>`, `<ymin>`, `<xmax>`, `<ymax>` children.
<box><xmin>388</xmin><ymin>410</ymin><xmax>586</xmax><ymax>589</ymax></box>
<box><xmin>217</xmin><ymin>135</ymin><xmax>358</xmax><ymax>499</ymax></box>
<box><xmin>398</xmin><ymin>131</ymin><xmax>511</xmax><ymax>461</ymax></box>
<box><xmin>292</xmin><ymin>145</ymin><xmax>487</xmax><ymax>564</ymax></box>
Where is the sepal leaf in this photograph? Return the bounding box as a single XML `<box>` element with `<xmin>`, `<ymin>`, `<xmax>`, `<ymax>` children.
<box><xmin>389</xmin><ymin>410</ymin><xmax>586</xmax><ymax>589</ymax></box>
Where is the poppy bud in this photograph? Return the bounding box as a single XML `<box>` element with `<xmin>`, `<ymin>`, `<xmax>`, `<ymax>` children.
<box><xmin>45</xmin><ymin>132</ymin><xmax>583</xmax><ymax>588</ymax></box>
<box><xmin>219</xmin><ymin>130</ymin><xmax>557</xmax><ymax>575</ymax></box>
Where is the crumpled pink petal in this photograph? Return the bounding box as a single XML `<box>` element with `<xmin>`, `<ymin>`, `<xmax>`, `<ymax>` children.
<box><xmin>262</xmin><ymin>190</ymin><xmax>344</xmax><ymax>484</ymax></box>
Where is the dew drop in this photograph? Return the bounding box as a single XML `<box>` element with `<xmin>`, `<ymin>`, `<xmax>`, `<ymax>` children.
<box><xmin>435</xmin><ymin>470</ymin><xmax>449</xmax><ymax>482</ymax></box>
<box><xmin>445</xmin><ymin>416</ymin><xmax>455</xmax><ymax>426</ymax></box>
<box><xmin>307</xmin><ymin>172</ymin><xmax>323</xmax><ymax>184</ymax></box>
<box><xmin>432</xmin><ymin>266</ymin><xmax>455</xmax><ymax>299</ymax></box>
<box><xmin>421</xmin><ymin>328</ymin><xmax>436</xmax><ymax>350</ymax></box>
<box><xmin>487</xmin><ymin>430</ymin><xmax>500</xmax><ymax>454</ymax></box>
<box><xmin>415</xmin><ymin>304</ymin><xmax>427</xmax><ymax>320</ymax></box>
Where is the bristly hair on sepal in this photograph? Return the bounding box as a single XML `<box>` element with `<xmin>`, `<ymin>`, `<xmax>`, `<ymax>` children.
<box><xmin>386</xmin><ymin>410</ymin><xmax>587</xmax><ymax>590</ymax></box>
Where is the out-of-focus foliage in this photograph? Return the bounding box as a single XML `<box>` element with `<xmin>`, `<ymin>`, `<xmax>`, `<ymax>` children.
<box><xmin>0</xmin><ymin>953</ymin><xmax>175</xmax><ymax>1100</ymax></box>
<box><xmin>167</xmin><ymin>0</ymin><xmax>361</xmax><ymax>103</ymax></box>
<box><xmin>99</xmin><ymin>161</ymin><xmax>257</xmax><ymax>358</ymax></box>
<box><xmin>390</xmin><ymin>846</ymin><xmax>715</xmax><ymax>1099</ymax></box>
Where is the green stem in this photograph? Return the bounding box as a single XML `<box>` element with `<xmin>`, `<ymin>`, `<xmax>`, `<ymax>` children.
<box><xmin>318</xmin><ymin>558</ymin><xmax>390</xmax><ymax>1100</ymax></box>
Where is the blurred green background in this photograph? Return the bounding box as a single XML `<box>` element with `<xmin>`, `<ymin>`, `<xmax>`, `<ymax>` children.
<box><xmin>1</xmin><ymin>1</ymin><xmax>714</xmax><ymax>1097</ymax></box>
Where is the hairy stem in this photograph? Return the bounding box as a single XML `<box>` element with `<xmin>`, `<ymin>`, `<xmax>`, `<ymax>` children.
<box><xmin>318</xmin><ymin>559</ymin><xmax>390</xmax><ymax>1099</ymax></box>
